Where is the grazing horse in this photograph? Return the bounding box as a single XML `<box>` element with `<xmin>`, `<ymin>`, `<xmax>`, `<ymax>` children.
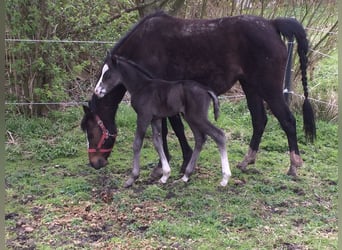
<box><xmin>93</xmin><ymin>12</ymin><xmax>316</xmax><ymax>177</ymax></box>
<box><xmin>81</xmin><ymin>85</ymin><xmax>126</xmax><ymax>169</ymax></box>
<box><xmin>81</xmin><ymin>88</ymin><xmax>191</xmax><ymax>175</ymax></box>
<box><xmin>102</xmin><ymin>55</ymin><xmax>230</xmax><ymax>187</ymax></box>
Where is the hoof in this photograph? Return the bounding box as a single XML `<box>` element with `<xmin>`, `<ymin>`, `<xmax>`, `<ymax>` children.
<box><xmin>220</xmin><ymin>173</ymin><xmax>230</xmax><ymax>187</ymax></box>
<box><xmin>159</xmin><ymin>175</ymin><xmax>169</xmax><ymax>184</ymax></box>
<box><xmin>181</xmin><ymin>175</ymin><xmax>189</xmax><ymax>183</ymax></box>
<box><xmin>237</xmin><ymin>149</ymin><xmax>257</xmax><ymax>172</ymax></box>
<box><xmin>124</xmin><ymin>177</ymin><xmax>135</xmax><ymax>188</ymax></box>
<box><xmin>237</xmin><ymin>162</ymin><xmax>249</xmax><ymax>172</ymax></box>
<box><xmin>150</xmin><ymin>166</ymin><xmax>163</xmax><ymax>180</ymax></box>
<box><xmin>287</xmin><ymin>166</ymin><xmax>298</xmax><ymax>177</ymax></box>
<box><xmin>220</xmin><ymin>177</ymin><xmax>230</xmax><ymax>187</ymax></box>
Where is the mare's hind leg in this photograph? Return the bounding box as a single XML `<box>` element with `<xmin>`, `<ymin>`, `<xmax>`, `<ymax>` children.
<box><xmin>265</xmin><ymin>97</ymin><xmax>303</xmax><ymax>176</ymax></box>
<box><xmin>181</xmin><ymin>126</ymin><xmax>207</xmax><ymax>183</ymax></box>
<box><xmin>238</xmin><ymin>84</ymin><xmax>268</xmax><ymax>171</ymax></box>
<box><xmin>151</xmin><ymin>119</ymin><xmax>171</xmax><ymax>184</ymax></box>
<box><xmin>124</xmin><ymin>117</ymin><xmax>149</xmax><ymax>188</ymax></box>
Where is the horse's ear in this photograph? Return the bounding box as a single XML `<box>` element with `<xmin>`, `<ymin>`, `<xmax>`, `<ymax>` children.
<box><xmin>112</xmin><ymin>55</ymin><xmax>119</xmax><ymax>65</ymax></box>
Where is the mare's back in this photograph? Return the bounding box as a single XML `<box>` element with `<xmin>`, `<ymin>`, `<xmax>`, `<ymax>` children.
<box><xmin>116</xmin><ymin>13</ymin><xmax>285</xmax><ymax>94</ymax></box>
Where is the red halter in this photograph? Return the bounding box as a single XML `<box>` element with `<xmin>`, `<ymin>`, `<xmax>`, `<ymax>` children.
<box><xmin>88</xmin><ymin>115</ymin><xmax>116</xmax><ymax>153</ymax></box>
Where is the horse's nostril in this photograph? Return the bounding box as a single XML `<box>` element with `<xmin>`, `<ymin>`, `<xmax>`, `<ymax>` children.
<box><xmin>89</xmin><ymin>158</ymin><xmax>108</xmax><ymax>169</ymax></box>
<box><xmin>98</xmin><ymin>158</ymin><xmax>108</xmax><ymax>167</ymax></box>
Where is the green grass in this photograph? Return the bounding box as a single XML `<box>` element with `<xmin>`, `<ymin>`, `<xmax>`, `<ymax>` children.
<box><xmin>292</xmin><ymin>50</ymin><xmax>338</xmax><ymax>122</ymax></box>
<box><xmin>5</xmin><ymin>100</ymin><xmax>337</xmax><ymax>249</ymax></box>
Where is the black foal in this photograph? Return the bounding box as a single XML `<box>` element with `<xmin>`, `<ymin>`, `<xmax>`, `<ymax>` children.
<box><xmin>95</xmin><ymin>55</ymin><xmax>231</xmax><ymax>187</ymax></box>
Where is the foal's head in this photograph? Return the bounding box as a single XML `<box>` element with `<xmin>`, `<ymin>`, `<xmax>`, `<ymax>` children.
<box><xmin>94</xmin><ymin>52</ymin><xmax>123</xmax><ymax>98</ymax></box>
<box><xmin>81</xmin><ymin>102</ymin><xmax>117</xmax><ymax>169</ymax></box>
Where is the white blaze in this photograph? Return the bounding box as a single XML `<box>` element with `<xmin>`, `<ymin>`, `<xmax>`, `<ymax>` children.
<box><xmin>86</xmin><ymin>132</ymin><xmax>89</xmax><ymax>149</ymax></box>
<box><xmin>94</xmin><ymin>64</ymin><xmax>109</xmax><ymax>97</ymax></box>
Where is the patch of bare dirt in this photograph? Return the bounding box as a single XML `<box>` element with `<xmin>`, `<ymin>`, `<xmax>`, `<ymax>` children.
<box><xmin>6</xmin><ymin>193</ymin><xmax>171</xmax><ymax>249</ymax></box>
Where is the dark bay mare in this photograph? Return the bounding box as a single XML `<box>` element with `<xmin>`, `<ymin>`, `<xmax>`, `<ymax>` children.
<box><xmin>100</xmin><ymin>55</ymin><xmax>230</xmax><ymax>187</ymax></box>
<box><xmin>93</xmin><ymin>11</ymin><xmax>316</xmax><ymax>177</ymax></box>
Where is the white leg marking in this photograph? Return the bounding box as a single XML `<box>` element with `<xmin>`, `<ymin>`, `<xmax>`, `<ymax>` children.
<box><xmin>94</xmin><ymin>64</ymin><xmax>109</xmax><ymax>97</ymax></box>
<box><xmin>181</xmin><ymin>175</ymin><xmax>189</xmax><ymax>183</ymax></box>
<box><xmin>220</xmin><ymin>149</ymin><xmax>231</xmax><ymax>187</ymax></box>
<box><xmin>85</xmin><ymin>131</ymin><xmax>89</xmax><ymax>149</ymax></box>
<box><xmin>159</xmin><ymin>158</ymin><xmax>171</xmax><ymax>184</ymax></box>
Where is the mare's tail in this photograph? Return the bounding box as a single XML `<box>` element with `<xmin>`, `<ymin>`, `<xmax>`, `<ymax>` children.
<box><xmin>207</xmin><ymin>91</ymin><xmax>220</xmax><ymax>121</ymax></box>
<box><xmin>272</xmin><ymin>18</ymin><xmax>316</xmax><ymax>142</ymax></box>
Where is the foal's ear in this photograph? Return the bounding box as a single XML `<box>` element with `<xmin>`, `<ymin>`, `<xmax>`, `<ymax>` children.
<box><xmin>112</xmin><ymin>55</ymin><xmax>119</xmax><ymax>65</ymax></box>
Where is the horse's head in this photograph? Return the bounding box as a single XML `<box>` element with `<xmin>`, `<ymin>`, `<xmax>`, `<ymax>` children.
<box><xmin>94</xmin><ymin>52</ymin><xmax>122</xmax><ymax>98</ymax></box>
<box><xmin>81</xmin><ymin>105</ymin><xmax>117</xmax><ymax>169</ymax></box>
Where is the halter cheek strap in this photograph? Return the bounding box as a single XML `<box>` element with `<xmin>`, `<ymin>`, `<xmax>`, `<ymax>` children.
<box><xmin>88</xmin><ymin>115</ymin><xmax>116</xmax><ymax>153</ymax></box>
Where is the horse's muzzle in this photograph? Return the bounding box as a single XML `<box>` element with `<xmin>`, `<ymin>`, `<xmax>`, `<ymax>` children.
<box><xmin>89</xmin><ymin>157</ymin><xmax>108</xmax><ymax>169</ymax></box>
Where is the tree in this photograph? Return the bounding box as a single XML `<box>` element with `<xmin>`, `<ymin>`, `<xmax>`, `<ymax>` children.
<box><xmin>5</xmin><ymin>0</ymin><xmax>138</xmax><ymax>116</ymax></box>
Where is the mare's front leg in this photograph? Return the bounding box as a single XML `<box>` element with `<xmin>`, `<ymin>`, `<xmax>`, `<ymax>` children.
<box><xmin>151</xmin><ymin>119</ymin><xmax>171</xmax><ymax>184</ymax></box>
<box><xmin>238</xmin><ymin>85</ymin><xmax>267</xmax><ymax>171</ymax></box>
<box><xmin>124</xmin><ymin>117</ymin><xmax>149</xmax><ymax>188</ymax></box>
<box><xmin>150</xmin><ymin>115</ymin><xmax>192</xmax><ymax>179</ymax></box>
<box><xmin>168</xmin><ymin>115</ymin><xmax>193</xmax><ymax>173</ymax></box>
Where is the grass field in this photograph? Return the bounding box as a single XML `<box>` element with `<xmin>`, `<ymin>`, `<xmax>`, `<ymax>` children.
<box><xmin>5</xmin><ymin>98</ymin><xmax>337</xmax><ymax>249</ymax></box>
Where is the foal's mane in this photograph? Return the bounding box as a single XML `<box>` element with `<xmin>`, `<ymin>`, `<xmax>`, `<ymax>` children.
<box><xmin>110</xmin><ymin>11</ymin><xmax>168</xmax><ymax>55</ymax></box>
<box><xmin>115</xmin><ymin>56</ymin><xmax>155</xmax><ymax>79</ymax></box>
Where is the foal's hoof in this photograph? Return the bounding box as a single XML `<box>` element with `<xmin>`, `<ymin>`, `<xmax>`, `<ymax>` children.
<box><xmin>220</xmin><ymin>179</ymin><xmax>229</xmax><ymax>187</ymax></box>
<box><xmin>159</xmin><ymin>176</ymin><xmax>169</xmax><ymax>184</ymax></box>
<box><xmin>150</xmin><ymin>166</ymin><xmax>163</xmax><ymax>180</ymax></box>
<box><xmin>220</xmin><ymin>173</ymin><xmax>231</xmax><ymax>187</ymax></box>
<box><xmin>181</xmin><ymin>175</ymin><xmax>189</xmax><ymax>183</ymax></box>
<box><xmin>124</xmin><ymin>177</ymin><xmax>135</xmax><ymax>188</ymax></box>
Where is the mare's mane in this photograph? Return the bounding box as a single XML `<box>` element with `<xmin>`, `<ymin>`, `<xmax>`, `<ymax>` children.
<box><xmin>89</xmin><ymin>94</ymin><xmax>98</xmax><ymax>111</ymax></box>
<box><xmin>110</xmin><ymin>11</ymin><xmax>167</xmax><ymax>55</ymax></box>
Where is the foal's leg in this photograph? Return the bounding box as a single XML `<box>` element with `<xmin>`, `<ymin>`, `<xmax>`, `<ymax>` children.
<box><xmin>181</xmin><ymin>126</ymin><xmax>207</xmax><ymax>183</ymax></box>
<box><xmin>150</xmin><ymin>115</ymin><xmax>192</xmax><ymax>179</ymax></box>
<box><xmin>150</xmin><ymin>118</ymin><xmax>169</xmax><ymax>180</ymax></box>
<box><xmin>193</xmin><ymin>119</ymin><xmax>231</xmax><ymax>186</ymax></box>
<box><xmin>203</xmin><ymin>122</ymin><xmax>231</xmax><ymax>186</ymax></box>
<box><xmin>238</xmin><ymin>84</ymin><xmax>268</xmax><ymax>171</ymax></box>
<box><xmin>151</xmin><ymin>119</ymin><xmax>171</xmax><ymax>183</ymax></box>
<box><xmin>124</xmin><ymin>117</ymin><xmax>149</xmax><ymax>188</ymax></box>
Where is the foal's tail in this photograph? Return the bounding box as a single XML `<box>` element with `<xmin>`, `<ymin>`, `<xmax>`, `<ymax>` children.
<box><xmin>207</xmin><ymin>91</ymin><xmax>220</xmax><ymax>121</ymax></box>
<box><xmin>272</xmin><ymin>18</ymin><xmax>316</xmax><ymax>142</ymax></box>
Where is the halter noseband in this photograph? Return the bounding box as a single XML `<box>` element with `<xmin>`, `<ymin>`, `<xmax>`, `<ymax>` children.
<box><xmin>88</xmin><ymin>115</ymin><xmax>116</xmax><ymax>153</ymax></box>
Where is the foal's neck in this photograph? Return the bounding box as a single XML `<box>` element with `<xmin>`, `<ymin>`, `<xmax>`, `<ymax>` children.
<box><xmin>117</xmin><ymin>59</ymin><xmax>152</xmax><ymax>94</ymax></box>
